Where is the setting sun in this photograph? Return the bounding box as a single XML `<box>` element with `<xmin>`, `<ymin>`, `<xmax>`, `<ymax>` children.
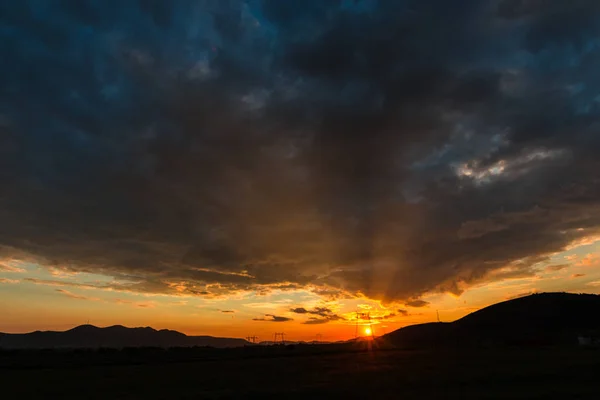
<box><xmin>365</xmin><ymin>327</ymin><xmax>372</xmax><ymax>336</ymax></box>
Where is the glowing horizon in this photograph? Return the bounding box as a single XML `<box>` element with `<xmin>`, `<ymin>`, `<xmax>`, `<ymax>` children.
<box><xmin>3</xmin><ymin>237</ymin><xmax>600</xmax><ymax>341</ymax></box>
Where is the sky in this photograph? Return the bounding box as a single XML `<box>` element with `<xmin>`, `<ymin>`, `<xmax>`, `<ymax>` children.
<box><xmin>2</xmin><ymin>0</ymin><xmax>600</xmax><ymax>341</ymax></box>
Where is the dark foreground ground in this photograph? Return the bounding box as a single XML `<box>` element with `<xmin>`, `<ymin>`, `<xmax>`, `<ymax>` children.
<box><xmin>2</xmin><ymin>346</ymin><xmax>600</xmax><ymax>399</ymax></box>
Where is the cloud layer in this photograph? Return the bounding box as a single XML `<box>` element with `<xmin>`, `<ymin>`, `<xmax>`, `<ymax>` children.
<box><xmin>2</xmin><ymin>1</ymin><xmax>600</xmax><ymax>303</ymax></box>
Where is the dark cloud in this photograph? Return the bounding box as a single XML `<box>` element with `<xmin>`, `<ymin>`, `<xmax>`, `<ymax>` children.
<box><xmin>303</xmin><ymin>317</ymin><xmax>329</xmax><ymax>325</ymax></box>
<box><xmin>252</xmin><ymin>314</ymin><xmax>293</xmax><ymax>323</ymax></box>
<box><xmin>397</xmin><ymin>309</ymin><xmax>424</xmax><ymax>318</ymax></box>
<box><xmin>2</xmin><ymin>1</ymin><xmax>600</xmax><ymax>303</ymax></box>
<box><xmin>290</xmin><ymin>307</ymin><xmax>309</xmax><ymax>314</ymax></box>
<box><xmin>405</xmin><ymin>300</ymin><xmax>430</xmax><ymax>308</ymax></box>
<box><xmin>291</xmin><ymin>306</ymin><xmax>344</xmax><ymax>324</ymax></box>
<box><xmin>220</xmin><ymin>310</ymin><xmax>235</xmax><ymax>313</ymax></box>
<box><xmin>290</xmin><ymin>307</ymin><xmax>332</xmax><ymax>317</ymax></box>
<box><xmin>301</xmin><ymin>315</ymin><xmax>344</xmax><ymax>325</ymax></box>
<box><xmin>371</xmin><ymin>313</ymin><xmax>396</xmax><ymax>321</ymax></box>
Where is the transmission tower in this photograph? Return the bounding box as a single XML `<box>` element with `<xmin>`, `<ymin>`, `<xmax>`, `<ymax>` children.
<box><xmin>316</xmin><ymin>333</ymin><xmax>323</xmax><ymax>342</ymax></box>
<box><xmin>273</xmin><ymin>332</ymin><xmax>286</xmax><ymax>345</ymax></box>
<box><xmin>245</xmin><ymin>335</ymin><xmax>258</xmax><ymax>344</ymax></box>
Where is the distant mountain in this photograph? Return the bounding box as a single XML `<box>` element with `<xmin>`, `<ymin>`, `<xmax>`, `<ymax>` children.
<box><xmin>0</xmin><ymin>325</ymin><xmax>249</xmax><ymax>349</ymax></box>
<box><xmin>384</xmin><ymin>292</ymin><xmax>600</xmax><ymax>347</ymax></box>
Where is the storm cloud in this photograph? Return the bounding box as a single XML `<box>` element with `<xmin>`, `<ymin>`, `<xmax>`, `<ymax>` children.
<box><xmin>2</xmin><ymin>1</ymin><xmax>600</xmax><ymax>303</ymax></box>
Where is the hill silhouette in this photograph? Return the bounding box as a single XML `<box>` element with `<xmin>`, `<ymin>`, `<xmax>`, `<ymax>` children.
<box><xmin>0</xmin><ymin>324</ymin><xmax>249</xmax><ymax>349</ymax></box>
<box><xmin>384</xmin><ymin>292</ymin><xmax>600</xmax><ymax>347</ymax></box>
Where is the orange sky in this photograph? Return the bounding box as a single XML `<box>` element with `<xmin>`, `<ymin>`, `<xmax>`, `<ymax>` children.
<box><xmin>2</xmin><ymin>237</ymin><xmax>600</xmax><ymax>342</ymax></box>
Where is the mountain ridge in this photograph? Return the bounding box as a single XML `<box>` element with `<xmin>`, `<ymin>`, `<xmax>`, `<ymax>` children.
<box><xmin>0</xmin><ymin>324</ymin><xmax>249</xmax><ymax>349</ymax></box>
<box><xmin>384</xmin><ymin>292</ymin><xmax>600</xmax><ymax>347</ymax></box>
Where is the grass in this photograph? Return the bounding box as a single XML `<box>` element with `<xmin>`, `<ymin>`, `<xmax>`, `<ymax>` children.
<box><xmin>2</xmin><ymin>346</ymin><xmax>600</xmax><ymax>399</ymax></box>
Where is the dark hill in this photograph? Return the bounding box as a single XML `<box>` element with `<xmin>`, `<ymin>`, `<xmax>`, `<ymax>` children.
<box><xmin>0</xmin><ymin>325</ymin><xmax>249</xmax><ymax>349</ymax></box>
<box><xmin>384</xmin><ymin>292</ymin><xmax>600</xmax><ymax>347</ymax></box>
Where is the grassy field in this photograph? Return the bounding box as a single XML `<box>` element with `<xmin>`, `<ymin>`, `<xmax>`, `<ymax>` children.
<box><xmin>2</xmin><ymin>346</ymin><xmax>600</xmax><ymax>399</ymax></box>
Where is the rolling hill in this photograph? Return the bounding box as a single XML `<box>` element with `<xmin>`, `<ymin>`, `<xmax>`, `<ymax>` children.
<box><xmin>384</xmin><ymin>292</ymin><xmax>600</xmax><ymax>347</ymax></box>
<box><xmin>0</xmin><ymin>324</ymin><xmax>249</xmax><ymax>349</ymax></box>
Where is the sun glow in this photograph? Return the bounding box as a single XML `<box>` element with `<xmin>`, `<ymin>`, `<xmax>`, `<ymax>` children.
<box><xmin>365</xmin><ymin>327</ymin><xmax>372</xmax><ymax>336</ymax></box>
